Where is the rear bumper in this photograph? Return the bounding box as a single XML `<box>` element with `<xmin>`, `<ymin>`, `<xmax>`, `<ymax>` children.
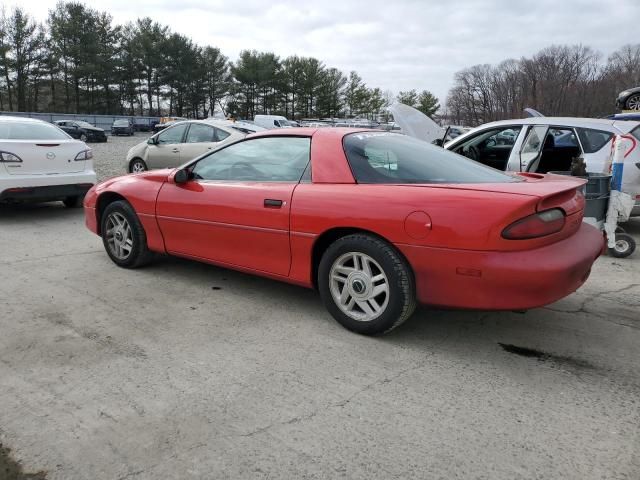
<box><xmin>396</xmin><ymin>223</ymin><xmax>604</xmax><ymax>311</ymax></box>
<box><xmin>0</xmin><ymin>183</ymin><xmax>94</xmax><ymax>202</ymax></box>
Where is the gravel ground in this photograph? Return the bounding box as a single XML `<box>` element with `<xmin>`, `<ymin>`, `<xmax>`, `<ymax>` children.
<box><xmin>90</xmin><ymin>133</ymin><xmax>149</xmax><ymax>181</ymax></box>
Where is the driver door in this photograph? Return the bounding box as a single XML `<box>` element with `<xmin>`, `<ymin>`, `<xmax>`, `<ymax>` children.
<box><xmin>147</xmin><ymin>123</ymin><xmax>188</xmax><ymax>168</ymax></box>
<box><xmin>155</xmin><ymin>136</ymin><xmax>311</xmax><ymax>276</ymax></box>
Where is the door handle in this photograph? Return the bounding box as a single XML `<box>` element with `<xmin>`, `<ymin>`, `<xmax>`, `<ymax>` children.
<box><xmin>264</xmin><ymin>199</ymin><xmax>283</xmax><ymax>208</ymax></box>
<box><xmin>172</xmin><ymin>148</ymin><xmax>179</xmax><ymax>153</ymax></box>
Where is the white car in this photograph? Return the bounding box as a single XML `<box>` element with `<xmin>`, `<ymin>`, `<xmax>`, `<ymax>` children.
<box><xmin>444</xmin><ymin>117</ymin><xmax>640</xmax><ymax>216</ymax></box>
<box><xmin>125</xmin><ymin>119</ymin><xmax>263</xmax><ymax>173</ymax></box>
<box><xmin>0</xmin><ymin>116</ymin><xmax>96</xmax><ymax>207</ymax></box>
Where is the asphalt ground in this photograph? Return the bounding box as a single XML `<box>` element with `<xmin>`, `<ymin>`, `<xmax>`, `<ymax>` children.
<box><xmin>0</xmin><ymin>134</ymin><xmax>638</xmax><ymax>479</ymax></box>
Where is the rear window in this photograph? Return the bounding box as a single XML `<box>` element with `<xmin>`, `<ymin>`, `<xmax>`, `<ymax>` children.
<box><xmin>343</xmin><ymin>132</ymin><xmax>518</xmax><ymax>184</ymax></box>
<box><xmin>576</xmin><ymin>128</ymin><xmax>614</xmax><ymax>153</ymax></box>
<box><xmin>0</xmin><ymin>121</ymin><xmax>71</xmax><ymax>140</ymax></box>
<box><xmin>113</xmin><ymin>120</ymin><xmax>129</xmax><ymax>126</ymax></box>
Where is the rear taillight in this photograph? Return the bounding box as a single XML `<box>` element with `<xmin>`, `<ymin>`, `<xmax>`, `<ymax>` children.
<box><xmin>0</xmin><ymin>151</ymin><xmax>23</xmax><ymax>163</ymax></box>
<box><xmin>502</xmin><ymin>208</ymin><xmax>566</xmax><ymax>240</ymax></box>
<box><xmin>74</xmin><ymin>149</ymin><xmax>93</xmax><ymax>161</ymax></box>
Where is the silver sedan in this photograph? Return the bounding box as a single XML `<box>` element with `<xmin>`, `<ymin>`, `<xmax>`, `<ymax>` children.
<box><xmin>124</xmin><ymin>119</ymin><xmax>258</xmax><ymax>173</ymax></box>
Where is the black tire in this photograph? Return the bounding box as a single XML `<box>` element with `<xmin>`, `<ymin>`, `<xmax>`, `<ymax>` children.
<box><xmin>62</xmin><ymin>195</ymin><xmax>84</xmax><ymax>208</ymax></box>
<box><xmin>129</xmin><ymin>158</ymin><xmax>148</xmax><ymax>173</ymax></box>
<box><xmin>100</xmin><ymin>200</ymin><xmax>154</xmax><ymax>268</ymax></box>
<box><xmin>608</xmin><ymin>233</ymin><xmax>636</xmax><ymax>258</ymax></box>
<box><xmin>318</xmin><ymin>234</ymin><xmax>416</xmax><ymax>335</ymax></box>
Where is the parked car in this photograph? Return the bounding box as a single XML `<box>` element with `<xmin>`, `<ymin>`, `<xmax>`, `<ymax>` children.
<box><xmin>125</xmin><ymin>119</ymin><xmax>247</xmax><ymax>173</ymax></box>
<box><xmin>616</xmin><ymin>87</ymin><xmax>640</xmax><ymax>111</ymax></box>
<box><xmin>111</xmin><ymin>119</ymin><xmax>134</xmax><ymax>136</ymax></box>
<box><xmin>0</xmin><ymin>116</ymin><xmax>96</xmax><ymax>207</ymax></box>
<box><xmin>53</xmin><ymin>120</ymin><xmax>107</xmax><ymax>142</ymax></box>
<box><xmin>254</xmin><ymin>114</ymin><xmax>297</xmax><ymax>129</ymax></box>
<box><xmin>444</xmin><ymin>117</ymin><xmax>640</xmax><ymax>216</ymax></box>
<box><xmin>84</xmin><ymin>128</ymin><xmax>603</xmax><ymax>335</ymax></box>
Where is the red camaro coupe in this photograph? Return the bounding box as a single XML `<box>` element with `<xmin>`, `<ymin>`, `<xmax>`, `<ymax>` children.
<box><xmin>84</xmin><ymin>128</ymin><xmax>604</xmax><ymax>335</ymax></box>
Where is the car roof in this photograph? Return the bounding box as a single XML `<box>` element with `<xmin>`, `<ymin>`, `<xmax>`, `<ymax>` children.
<box><xmin>0</xmin><ymin>115</ymin><xmax>49</xmax><ymax>124</ymax></box>
<box><xmin>462</xmin><ymin>116</ymin><xmax>640</xmax><ymax>133</ymax></box>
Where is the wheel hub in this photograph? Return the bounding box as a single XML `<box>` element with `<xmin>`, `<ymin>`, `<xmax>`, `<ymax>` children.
<box><xmin>348</xmin><ymin>275</ymin><xmax>370</xmax><ymax>299</ymax></box>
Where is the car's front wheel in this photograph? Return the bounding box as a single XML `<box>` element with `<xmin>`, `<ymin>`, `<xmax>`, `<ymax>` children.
<box><xmin>129</xmin><ymin>158</ymin><xmax>148</xmax><ymax>173</ymax></box>
<box><xmin>80</xmin><ymin>133</ymin><xmax>88</xmax><ymax>142</ymax></box>
<box><xmin>624</xmin><ymin>94</ymin><xmax>640</xmax><ymax>111</ymax></box>
<box><xmin>101</xmin><ymin>200</ymin><xmax>154</xmax><ymax>268</ymax></box>
<box><xmin>318</xmin><ymin>234</ymin><xmax>416</xmax><ymax>335</ymax></box>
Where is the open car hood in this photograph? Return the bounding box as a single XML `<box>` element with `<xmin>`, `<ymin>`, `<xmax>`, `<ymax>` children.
<box><xmin>388</xmin><ymin>103</ymin><xmax>445</xmax><ymax>144</ymax></box>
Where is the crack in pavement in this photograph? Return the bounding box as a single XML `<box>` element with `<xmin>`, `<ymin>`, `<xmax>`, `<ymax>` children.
<box><xmin>0</xmin><ymin>250</ymin><xmax>100</xmax><ymax>266</ymax></box>
<box><xmin>237</xmin><ymin>352</ymin><xmax>437</xmax><ymax>438</ymax></box>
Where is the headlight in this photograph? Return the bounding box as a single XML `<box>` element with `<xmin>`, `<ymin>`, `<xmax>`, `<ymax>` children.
<box><xmin>0</xmin><ymin>151</ymin><xmax>23</xmax><ymax>162</ymax></box>
<box><xmin>75</xmin><ymin>149</ymin><xmax>93</xmax><ymax>161</ymax></box>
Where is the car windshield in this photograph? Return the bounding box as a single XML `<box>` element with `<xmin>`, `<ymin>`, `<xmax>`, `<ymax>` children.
<box><xmin>113</xmin><ymin>120</ymin><xmax>129</xmax><ymax>126</ymax></box>
<box><xmin>76</xmin><ymin>121</ymin><xmax>94</xmax><ymax>128</ymax></box>
<box><xmin>343</xmin><ymin>132</ymin><xmax>519</xmax><ymax>184</ymax></box>
<box><xmin>0</xmin><ymin>121</ymin><xmax>71</xmax><ymax>140</ymax></box>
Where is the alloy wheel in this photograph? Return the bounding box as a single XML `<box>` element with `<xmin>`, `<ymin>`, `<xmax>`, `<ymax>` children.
<box><xmin>329</xmin><ymin>252</ymin><xmax>389</xmax><ymax>322</ymax></box>
<box><xmin>131</xmin><ymin>160</ymin><xmax>147</xmax><ymax>173</ymax></box>
<box><xmin>105</xmin><ymin>212</ymin><xmax>133</xmax><ymax>260</ymax></box>
<box><xmin>626</xmin><ymin>94</ymin><xmax>640</xmax><ymax>111</ymax></box>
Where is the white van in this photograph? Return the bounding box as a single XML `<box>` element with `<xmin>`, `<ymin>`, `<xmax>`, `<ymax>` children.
<box><xmin>253</xmin><ymin>115</ymin><xmax>296</xmax><ymax>129</ymax></box>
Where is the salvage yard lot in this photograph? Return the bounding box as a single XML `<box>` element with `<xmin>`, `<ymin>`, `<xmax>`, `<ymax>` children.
<box><xmin>0</xmin><ymin>134</ymin><xmax>639</xmax><ymax>479</ymax></box>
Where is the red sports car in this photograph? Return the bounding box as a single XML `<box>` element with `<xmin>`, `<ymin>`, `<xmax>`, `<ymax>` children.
<box><xmin>84</xmin><ymin>128</ymin><xmax>604</xmax><ymax>335</ymax></box>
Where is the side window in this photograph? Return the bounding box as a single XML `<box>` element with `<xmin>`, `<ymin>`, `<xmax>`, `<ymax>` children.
<box><xmin>214</xmin><ymin>127</ymin><xmax>230</xmax><ymax>142</ymax></box>
<box><xmin>191</xmin><ymin>137</ymin><xmax>311</xmax><ymax>182</ymax></box>
<box><xmin>452</xmin><ymin>126</ymin><xmax>522</xmax><ymax>170</ymax></box>
<box><xmin>157</xmin><ymin>124</ymin><xmax>188</xmax><ymax>144</ymax></box>
<box><xmin>576</xmin><ymin>128</ymin><xmax>614</xmax><ymax>153</ymax></box>
<box><xmin>185</xmin><ymin>124</ymin><xmax>215</xmax><ymax>143</ymax></box>
<box><xmin>273</xmin><ymin>120</ymin><xmax>279</xmax><ymax>127</ymax></box>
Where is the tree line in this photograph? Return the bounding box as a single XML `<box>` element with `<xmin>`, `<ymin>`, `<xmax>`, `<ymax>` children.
<box><xmin>0</xmin><ymin>2</ymin><xmax>439</xmax><ymax>120</ymax></box>
<box><xmin>445</xmin><ymin>44</ymin><xmax>640</xmax><ymax>126</ymax></box>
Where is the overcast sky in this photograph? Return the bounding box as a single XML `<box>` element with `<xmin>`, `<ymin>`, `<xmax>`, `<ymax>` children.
<box><xmin>15</xmin><ymin>0</ymin><xmax>640</xmax><ymax>102</ymax></box>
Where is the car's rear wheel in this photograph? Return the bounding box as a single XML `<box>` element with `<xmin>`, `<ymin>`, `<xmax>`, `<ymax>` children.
<box><xmin>62</xmin><ymin>195</ymin><xmax>83</xmax><ymax>208</ymax></box>
<box><xmin>318</xmin><ymin>234</ymin><xmax>416</xmax><ymax>335</ymax></box>
<box><xmin>101</xmin><ymin>200</ymin><xmax>153</xmax><ymax>268</ymax></box>
<box><xmin>624</xmin><ymin>94</ymin><xmax>640</xmax><ymax>111</ymax></box>
<box><xmin>80</xmin><ymin>133</ymin><xmax>88</xmax><ymax>142</ymax></box>
<box><xmin>130</xmin><ymin>158</ymin><xmax>147</xmax><ymax>173</ymax></box>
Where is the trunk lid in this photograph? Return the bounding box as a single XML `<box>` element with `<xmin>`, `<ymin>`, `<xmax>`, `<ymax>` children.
<box><xmin>2</xmin><ymin>139</ymin><xmax>88</xmax><ymax>175</ymax></box>
<box><xmin>401</xmin><ymin>173</ymin><xmax>586</xmax><ymax>216</ymax></box>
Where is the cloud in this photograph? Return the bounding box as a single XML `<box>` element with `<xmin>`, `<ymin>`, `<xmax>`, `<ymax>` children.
<box><xmin>15</xmin><ymin>0</ymin><xmax>640</xmax><ymax>101</ymax></box>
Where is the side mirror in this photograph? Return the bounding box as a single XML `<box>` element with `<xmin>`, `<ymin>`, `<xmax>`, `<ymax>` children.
<box><xmin>147</xmin><ymin>137</ymin><xmax>157</xmax><ymax>145</ymax></box>
<box><xmin>174</xmin><ymin>168</ymin><xmax>190</xmax><ymax>184</ymax></box>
